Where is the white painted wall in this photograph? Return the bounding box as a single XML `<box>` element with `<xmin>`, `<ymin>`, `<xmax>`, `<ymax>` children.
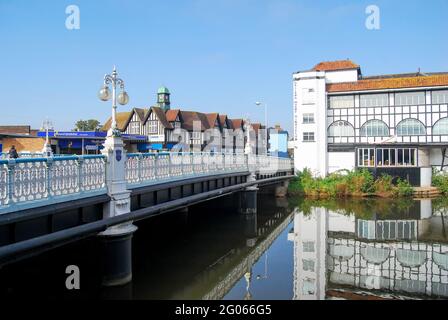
<box><xmin>293</xmin><ymin>71</ymin><xmax>327</xmax><ymax>176</ymax></box>
<box><xmin>430</xmin><ymin>148</ymin><xmax>445</xmax><ymax>170</ymax></box>
<box><xmin>328</xmin><ymin>151</ymin><xmax>355</xmax><ymax>173</ymax></box>
<box><xmin>324</xmin><ymin>69</ymin><xmax>358</xmax><ymax>84</ymax></box>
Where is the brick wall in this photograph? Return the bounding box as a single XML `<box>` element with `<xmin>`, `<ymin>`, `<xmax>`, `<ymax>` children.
<box><xmin>2</xmin><ymin>137</ymin><xmax>45</xmax><ymax>153</ymax></box>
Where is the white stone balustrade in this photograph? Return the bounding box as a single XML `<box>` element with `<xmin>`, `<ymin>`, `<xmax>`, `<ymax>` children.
<box><xmin>0</xmin><ymin>152</ymin><xmax>293</xmax><ymax>211</ymax></box>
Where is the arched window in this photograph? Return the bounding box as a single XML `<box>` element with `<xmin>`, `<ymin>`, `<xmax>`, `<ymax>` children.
<box><xmin>360</xmin><ymin>120</ymin><xmax>389</xmax><ymax>137</ymax></box>
<box><xmin>433</xmin><ymin>117</ymin><xmax>448</xmax><ymax>135</ymax></box>
<box><xmin>396</xmin><ymin>119</ymin><xmax>426</xmax><ymax>136</ymax></box>
<box><xmin>328</xmin><ymin>121</ymin><xmax>354</xmax><ymax>137</ymax></box>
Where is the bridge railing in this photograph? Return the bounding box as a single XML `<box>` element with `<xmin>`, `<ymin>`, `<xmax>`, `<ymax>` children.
<box><xmin>0</xmin><ymin>152</ymin><xmax>293</xmax><ymax>210</ymax></box>
<box><xmin>125</xmin><ymin>152</ymin><xmax>293</xmax><ymax>187</ymax></box>
<box><xmin>0</xmin><ymin>155</ymin><xmax>106</xmax><ymax>208</ymax></box>
<box><xmin>125</xmin><ymin>152</ymin><xmax>249</xmax><ymax>186</ymax></box>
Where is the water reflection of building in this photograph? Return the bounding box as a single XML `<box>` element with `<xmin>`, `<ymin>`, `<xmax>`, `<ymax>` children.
<box><xmin>288</xmin><ymin>200</ymin><xmax>448</xmax><ymax>299</ymax></box>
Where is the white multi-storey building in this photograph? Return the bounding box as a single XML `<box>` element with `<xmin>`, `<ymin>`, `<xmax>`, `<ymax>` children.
<box><xmin>293</xmin><ymin>60</ymin><xmax>448</xmax><ymax>185</ymax></box>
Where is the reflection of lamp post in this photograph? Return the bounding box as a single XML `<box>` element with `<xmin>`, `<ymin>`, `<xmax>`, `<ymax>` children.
<box><xmin>255</xmin><ymin>101</ymin><xmax>268</xmax><ymax>155</ymax></box>
<box><xmin>256</xmin><ymin>252</ymin><xmax>268</xmax><ymax>280</ymax></box>
<box><xmin>244</xmin><ymin>270</ymin><xmax>252</xmax><ymax>300</ymax></box>
<box><xmin>98</xmin><ymin>66</ymin><xmax>129</xmax><ymax>137</ymax></box>
<box><xmin>41</xmin><ymin>118</ymin><xmax>54</xmax><ymax>157</ymax></box>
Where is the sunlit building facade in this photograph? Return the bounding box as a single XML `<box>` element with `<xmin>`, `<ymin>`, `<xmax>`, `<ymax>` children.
<box><xmin>293</xmin><ymin>60</ymin><xmax>448</xmax><ymax>185</ymax></box>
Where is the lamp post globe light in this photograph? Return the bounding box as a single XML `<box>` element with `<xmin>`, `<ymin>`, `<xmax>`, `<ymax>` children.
<box><xmin>98</xmin><ymin>66</ymin><xmax>129</xmax><ymax>137</ymax></box>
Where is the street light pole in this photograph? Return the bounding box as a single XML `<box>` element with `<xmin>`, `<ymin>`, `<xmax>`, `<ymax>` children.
<box><xmin>98</xmin><ymin>66</ymin><xmax>129</xmax><ymax>137</ymax></box>
<box><xmin>255</xmin><ymin>101</ymin><xmax>268</xmax><ymax>155</ymax></box>
<box><xmin>41</xmin><ymin>118</ymin><xmax>54</xmax><ymax>157</ymax></box>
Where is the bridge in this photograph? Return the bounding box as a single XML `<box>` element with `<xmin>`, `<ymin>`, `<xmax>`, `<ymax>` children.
<box><xmin>0</xmin><ymin>134</ymin><xmax>294</xmax><ymax>286</ymax></box>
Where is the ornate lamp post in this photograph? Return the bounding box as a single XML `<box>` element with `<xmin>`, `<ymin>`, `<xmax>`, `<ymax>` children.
<box><xmin>97</xmin><ymin>67</ymin><xmax>137</xmax><ymax>287</ymax></box>
<box><xmin>41</xmin><ymin>118</ymin><xmax>54</xmax><ymax>157</ymax></box>
<box><xmin>98</xmin><ymin>66</ymin><xmax>129</xmax><ymax>137</ymax></box>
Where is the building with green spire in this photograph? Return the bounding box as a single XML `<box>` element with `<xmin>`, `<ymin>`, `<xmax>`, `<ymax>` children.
<box><xmin>157</xmin><ymin>86</ymin><xmax>171</xmax><ymax>111</ymax></box>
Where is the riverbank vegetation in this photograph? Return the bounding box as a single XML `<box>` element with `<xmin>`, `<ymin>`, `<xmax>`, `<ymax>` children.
<box><xmin>432</xmin><ymin>170</ymin><xmax>448</xmax><ymax>195</ymax></box>
<box><xmin>288</xmin><ymin>168</ymin><xmax>413</xmax><ymax>198</ymax></box>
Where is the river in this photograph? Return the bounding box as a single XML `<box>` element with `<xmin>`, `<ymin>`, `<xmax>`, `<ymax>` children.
<box><xmin>0</xmin><ymin>194</ymin><xmax>447</xmax><ymax>300</ymax></box>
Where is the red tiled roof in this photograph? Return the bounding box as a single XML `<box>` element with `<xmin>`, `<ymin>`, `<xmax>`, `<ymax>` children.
<box><xmin>166</xmin><ymin>109</ymin><xmax>180</xmax><ymax>122</ymax></box>
<box><xmin>230</xmin><ymin>119</ymin><xmax>244</xmax><ymax>129</ymax></box>
<box><xmin>313</xmin><ymin>60</ymin><xmax>359</xmax><ymax>72</ymax></box>
<box><xmin>251</xmin><ymin>123</ymin><xmax>261</xmax><ymax>134</ymax></box>
<box><xmin>219</xmin><ymin>115</ymin><xmax>228</xmax><ymax>128</ymax></box>
<box><xmin>327</xmin><ymin>74</ymin><xmax>448</xmax><ymax>92</ymax></box>
<box><xmin>179</xmin><ymin>111</ymin><xmax>210</xmax><ymax>131</ymax></box>
<box><xmin>205</xmin><ymin>113</ymin><xmax>220</xmax><ymax>128</ymax></box>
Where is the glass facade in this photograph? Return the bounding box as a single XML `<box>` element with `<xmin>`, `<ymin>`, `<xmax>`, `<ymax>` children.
<box><xmin>357</xmin><ymin>147</ymin><xmax>417</xmax><ymax>167</ymax></box>
<box><xmin>432</xmin><ymin>90</ymin><xmax>448</xmax><ymax>104</ymax></box>
<box><xmin>360</xmin><ymin>93</ymin><xmax>389</xmax><ymax>108</ymax></box>
<box><xmin>395</xmin><ymin>92</ymin><xmax>425</xmax><ymax>106</ymax></box>
<box><xmin>328</xmin><ymin>95</ymin><xmax>354</xmax><ymax>109</ymax></box>
<box><xmin>433</xmin><ymin>117</ymin><xmax>448</xmax><ymax>135</ymax></box>
<box><xmin>360</xmin><ymin>120</ymin><xmax>389</xmax><ymax>137</ymax></box>
<box><xmin>396</xmin><ymin>119</ymin><xmax>426</xmax><ymax>136</ymax></box>
<box><xmin>328</xmin><ymin>121</ymin><xmax>354</xmax><ymax>137</ymax></box>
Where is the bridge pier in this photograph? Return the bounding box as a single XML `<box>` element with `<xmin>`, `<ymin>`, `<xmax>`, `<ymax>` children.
<box><xmin>239</xmin><ymin>186</ymin><xmax>258</xmax><ymax>215</ymax></box>
<box><xmin>99</xmin><ymin>222</ymin><xmax>137</xmax><ymax>287</ymax></box>
<box><xmin>99</xmin><ymin>131</ymin><xmax>136</xmax><ymax>287</ymax></box>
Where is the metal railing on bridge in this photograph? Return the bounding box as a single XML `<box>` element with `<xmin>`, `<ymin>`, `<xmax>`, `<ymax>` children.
<box><xmin>0</xmin><ymin>152</ymin><xmax>293</xmax><ymax>211</ymax></box>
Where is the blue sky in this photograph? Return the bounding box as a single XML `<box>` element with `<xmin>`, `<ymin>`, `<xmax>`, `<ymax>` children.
<box><xmin>1</xmin><ymin>0</ymin><xmax>447</xmax><ymax>133</ymax></box>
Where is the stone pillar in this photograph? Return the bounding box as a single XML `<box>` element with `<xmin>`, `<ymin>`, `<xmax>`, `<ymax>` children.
<box><xmin>99</xmin><ymin>133</ymin><xmax>137</xmax><ymax>287</ymax></box>
<box><xmin>239</xmin><ymin>186</ymin><xmax>258</xmax><ymax>215</ymax></box>
<box><xmin>420</xmin><ymin>167</ymin><xmax>432</xmax><ymax>187</ymax></box>
<box><xmin>275</xmin><ymin>180</ymin><xmax>289</xmax><ymax>198</ymax></box>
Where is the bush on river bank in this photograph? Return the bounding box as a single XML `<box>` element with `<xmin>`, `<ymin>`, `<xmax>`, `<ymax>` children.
<box><xmin>288</xmin><ymin>168</ymin><xmax>413</xmax><ymax>198</ymax></box>
<box><xmin>432</xmin><ymin>170</ymin><xmax>448</xmax><ymax>195</ymax></box>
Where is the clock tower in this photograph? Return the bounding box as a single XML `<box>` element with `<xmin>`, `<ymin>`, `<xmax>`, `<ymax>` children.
<box><xmin>157</xmin><ymin>86</ymin><xmax>171</xmax><ymax>111</ymax></box>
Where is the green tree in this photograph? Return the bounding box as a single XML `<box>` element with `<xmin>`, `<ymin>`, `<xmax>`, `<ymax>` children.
<box><xmin>74</xmin><ymin>119</ymin><xmax>101</xmax><ymax>131</ymax></box>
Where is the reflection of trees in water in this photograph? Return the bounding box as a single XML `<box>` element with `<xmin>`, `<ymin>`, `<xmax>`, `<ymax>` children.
<box><xmin>288</xmin><ymin>197</ymin><xmax>421</xmax><ymax>219</ymax></box>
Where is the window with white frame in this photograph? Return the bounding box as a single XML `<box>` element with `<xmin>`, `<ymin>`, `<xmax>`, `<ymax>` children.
<box><xmin>147</xmin><ymin>120</ymin><xmax>158</xmax><ymax>134</ymax></box>
<box><xmin>357</xmin><ymin>148</ymin><xmax>417</xmax><ymax>167</ymax></box>
<box><xmin>303</xmin><ymin>113</ymin><xmax>314</xmax><ymax>124</ymax></box>
<box><xmin>328</xmin><ymin>95</ymin><xmax>355</xmax><ymax>109</ymax></box>
<box><xmin>130</xmin><ymin>122</ymin><xmax>140</xmax><ymax>134</ymax></box>
<box><xmin>432</xmin><ymin>90</ymin><xmax>448</xmax><ymax>104</ymax></box>
<box><xmin>360</xmin><ymin>120</ymin><xmax>389</xmax><ymax>137</ymax></box>
<box><xmin>360</xmin><ymin>93</ymin><xmax>389</xmax><ymax>108</ymax></box>
<box><xmin>395</xmin><ymin>91</ymin><xmax>425</xmax><ymax>106</ymax></box>
<box><xmin>328</xmin><ymin>121</ymin><xmax>354</xmax><ymax>137</ymax></box>
<box><xmin>396</xmin><ymin>119</ymin><xmax>426</xmax><ymax>136</ymax></box>
<box><xmin>303</xmin><ymin>132</ymin><xmax>315</xmax><ymax>142</ymax></box>
<box><xmin>433</xmin><ymin>117</ymin><xmax>448</xmax><ymax>135</ymax></box>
